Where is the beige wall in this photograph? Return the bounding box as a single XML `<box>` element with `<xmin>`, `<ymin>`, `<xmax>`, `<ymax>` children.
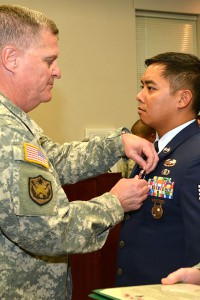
<box><xmin>1</xmin><ymin>0</ymin><xmax>200</xmax><ymax>142</ymax></box>
<box><xmin>135</xmin><ymin>0</ymin><xmax>200</xmax><ymax>14</ymax></box>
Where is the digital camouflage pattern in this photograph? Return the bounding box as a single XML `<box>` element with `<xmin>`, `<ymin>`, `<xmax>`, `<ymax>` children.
<box><xmin>194</xmin><ymin>263</ymin><xmax>200</xmax><ymax>269</ymax></box>
<box><xmin>0</xmin><ymin>93</ymin><xmax>125</xmax><ymax>299</ymax></box>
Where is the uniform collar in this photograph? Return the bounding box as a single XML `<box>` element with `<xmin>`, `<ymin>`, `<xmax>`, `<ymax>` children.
<box><xmin>157</xmin><ymin>120</ymin><xmax>195</xmax><ymax>153</ymax></box>
<box><xmin>0</xmin><ymin>93</ymin><xmax>43</xmax><ymax>136</ymax></box>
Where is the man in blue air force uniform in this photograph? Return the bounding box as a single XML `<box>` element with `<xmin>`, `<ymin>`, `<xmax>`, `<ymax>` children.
<box><xmin>116</xmin><ymin>52</ymin><xmax>200</xmax><ymax>286</ymax></box>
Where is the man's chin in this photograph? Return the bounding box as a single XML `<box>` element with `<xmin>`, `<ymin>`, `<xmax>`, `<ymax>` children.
<box><xmin>42</xmin><ymin>94</ymin><xmax>52</xmax><ymax>103</ymax></box>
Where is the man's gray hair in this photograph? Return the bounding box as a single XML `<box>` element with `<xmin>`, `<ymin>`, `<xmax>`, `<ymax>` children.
<box><xmin>0</xmin><ymin>5</ymin><xmax>59</xmax><ymax>50</ymax></box>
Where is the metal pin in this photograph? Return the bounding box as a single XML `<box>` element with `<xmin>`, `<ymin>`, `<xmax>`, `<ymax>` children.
<box><xmin>138</xmin><ymin>169</ymin><xmax>146</xmax><ymax>179</ymax></box>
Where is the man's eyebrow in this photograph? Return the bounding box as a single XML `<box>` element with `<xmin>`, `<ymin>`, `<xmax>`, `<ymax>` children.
<box><xmin>141</xmin><ymin>79</ymin><xmax>157</xmax><ymax>85</ymax></box>
<box><xmin>44</xmin><ymin>55</ymin><xmax>58</xmax><ymax>60</ymax></box>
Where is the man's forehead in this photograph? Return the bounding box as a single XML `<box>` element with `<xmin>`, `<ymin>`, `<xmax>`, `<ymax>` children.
<box><xmin>146</xmin><ymin>63</ymin><xmax>165</xmax><ymax>74</ymax></box>
<box><xmin>142</xmin><ymin>64</ymin><xmax>166</xmax><ymax>82</ymax></box>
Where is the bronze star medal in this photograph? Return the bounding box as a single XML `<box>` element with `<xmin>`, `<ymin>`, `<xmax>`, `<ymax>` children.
<box><xmin>151</xmin><ymin>199</ymin><xmax>165</xmax><ymax>219</ymax></box>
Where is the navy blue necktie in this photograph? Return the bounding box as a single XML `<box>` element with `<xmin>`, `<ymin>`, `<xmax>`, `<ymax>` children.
<box><xmin>154</xmin><ymin>140</ymin><xmax>159</xmax><ymax>153</ymax></box>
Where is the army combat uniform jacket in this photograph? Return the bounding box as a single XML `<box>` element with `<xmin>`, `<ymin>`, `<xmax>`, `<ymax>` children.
<box><xmin>0</xmin><ymin>94</ymin><xmax>125</xmax><ymax>300</ymax></box>
<box><xmin>116</xmin><ymin>120</ymin><xmax>200</xmax><ymax>286</ymax></box>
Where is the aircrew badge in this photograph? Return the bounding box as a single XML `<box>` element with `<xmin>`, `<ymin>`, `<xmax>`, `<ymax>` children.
<box><xmin>164</xmin><ymin>159</ymin><xmax>176</xmax><ymax>167</ymax></box>
<box><xmin>29</xmin><ymin>175</ymin><xmax>53</xmax><ymax>205</ymax></box>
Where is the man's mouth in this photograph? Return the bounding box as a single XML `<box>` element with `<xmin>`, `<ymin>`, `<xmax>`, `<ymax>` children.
<box><xmin>138</xmin><ymin>106</ymin><xmax>146</xmax><ymax>113</ymax></box>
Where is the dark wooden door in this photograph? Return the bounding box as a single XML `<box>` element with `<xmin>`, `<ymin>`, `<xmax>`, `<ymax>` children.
<box><xmin>62</xmin><ymin>173</ymin><xmax>122</xmax><ymax>300</ymax></box>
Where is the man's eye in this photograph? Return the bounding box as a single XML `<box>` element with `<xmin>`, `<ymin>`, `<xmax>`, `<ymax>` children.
<box><xmin>47</xmin><ymin>60</ymin><xmax>54</xmax><ymax>66</ymax></box>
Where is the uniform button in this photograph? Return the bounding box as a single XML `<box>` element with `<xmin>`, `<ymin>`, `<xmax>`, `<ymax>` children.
<box><xmin>124</xmin><ymin>213</ymin><xmax>130</xmax><ymax>221</ymax></box>
<box><xmin>119</xmin><ymin>240</ymin><xmax>125</xmax><ymax>248</ymax></box>
<box><xmin>117</xmin><ymin>268</ymin><xmax>123</xmax><ymax>276</ymax></box>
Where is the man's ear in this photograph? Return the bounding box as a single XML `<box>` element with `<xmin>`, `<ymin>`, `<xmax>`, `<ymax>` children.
<box><xmin>177</xmin><ymin>90</ymin><xmax>192</xmax><ymax>108</ymax></box>
<box><xmin>1</xmin><ymin>46</ymin><xmax>18</xmax><ymax>72</ymax></box>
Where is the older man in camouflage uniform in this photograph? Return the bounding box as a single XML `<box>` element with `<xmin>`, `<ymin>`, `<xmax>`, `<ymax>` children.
<box><xmin>0</xmin><ymin>5</ymin><xmax>158</xmax><ymax>300</ymax></box>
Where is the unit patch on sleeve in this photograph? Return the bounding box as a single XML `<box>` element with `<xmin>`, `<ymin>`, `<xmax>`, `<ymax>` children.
<box><xmin>24</xmin><ymin>143</ymin><xmax>49</xmax><ymax>168</ymax></box>
<box><xmin>29</xmin><ymin>175</ymin><xmax>53</xmax><ymax>205</ymax></box>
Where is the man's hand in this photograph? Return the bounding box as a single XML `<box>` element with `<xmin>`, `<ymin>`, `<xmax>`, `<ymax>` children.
<box><xmin>121</xmin><ymin>133</ymin><xmax>158</xmax><ymax>174</ymax></box>
<box><xmin>110</xmin><ymin>175</ymin><xmax>149</xmax><ymax>212</ymax></box>
<box><xmin>161</xmin><ymin>268</ymin><xmax>200</xmax><ymax>285</ymax></box>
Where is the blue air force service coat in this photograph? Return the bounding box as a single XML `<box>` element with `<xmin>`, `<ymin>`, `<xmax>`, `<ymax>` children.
<box><xmin>116</xmin><ymin>121</ymin><xmax>200</xmax><ymax>286</ymax></box>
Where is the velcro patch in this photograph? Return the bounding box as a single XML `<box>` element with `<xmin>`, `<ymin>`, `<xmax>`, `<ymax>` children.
<box><xmin>24</xmin><ymin>143</ymin><xmax>49</xmax><ymax>168</ymax></box>
<box><xmin>29</xmin><ymin>175</ymin><xmax>53</xmax><ymax>205</ymax></box>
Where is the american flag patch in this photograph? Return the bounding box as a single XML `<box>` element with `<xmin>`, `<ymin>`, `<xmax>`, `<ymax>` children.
<box><xmin>24</xmin><ymin>143</ymin><xmax>49</xmax><ymax>168</ymax></box>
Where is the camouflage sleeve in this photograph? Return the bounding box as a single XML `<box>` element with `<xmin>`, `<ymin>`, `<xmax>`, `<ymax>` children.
<box><xmin>39</xmin><ymin>128</ymin><xmax>126</xmax><ymax>185</ymax></box>
<box><xmin>194</xmin><ymin>263</ymin><xmax>200</xmax><ymax>269</ymax></box>
<box><xmin>0</xmin><ymin>127</ymin><xmax>124</xmax><ymax>256</ymax></box>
